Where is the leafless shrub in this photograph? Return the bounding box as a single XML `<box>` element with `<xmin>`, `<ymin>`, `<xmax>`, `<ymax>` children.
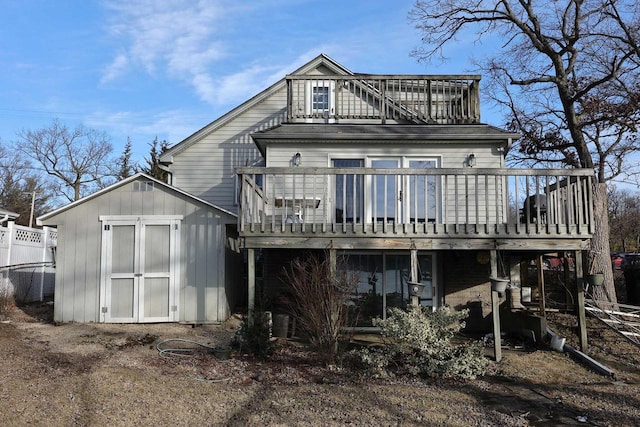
<box><xmin>282</xmin><ymin>251</ymin><xmax>359</xmax><ymax>363</ymax></box>
<box><xmin>0</xmin><ymin>283</ymin><xmax>15</xmax><ymax>317</ymax></box>
<box><xmin>13</xmin><ymin>267</ymin><xmax>37</xmax><ymax>305</ymax></box>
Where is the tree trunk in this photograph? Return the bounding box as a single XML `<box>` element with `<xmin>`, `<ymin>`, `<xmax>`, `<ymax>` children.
<box><xmin>589</xmin><ymin>183</ymin><xmax>617</xmax><ymax>302</ymax></box>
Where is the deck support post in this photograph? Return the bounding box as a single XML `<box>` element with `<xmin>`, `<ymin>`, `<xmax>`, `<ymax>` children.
<box><xmin>575</xmin><ymin>250</ymin><xmax>588</xmax><ymax>352</ymax></box>
<box><xmin>410</xmin><ymin>248</ymin><xmax>419</xmax><ymax>307</ymax></box>
<box><xmin>247</xmin><ymin>248</ymin><xmax>255</xmax><ymax>325</ymax></box>
<box><xmin>536</xmin><ymin>255</ymin><xmax>546</xmax><ymax>317</ymax></box>
<box><xmin>490</xmin><ymin>249</ymin><xmax>502</xmax><ymax>362</ymax></box>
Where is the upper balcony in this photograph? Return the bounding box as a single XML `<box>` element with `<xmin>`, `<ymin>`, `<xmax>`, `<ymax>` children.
<box><xmin>285</xmin><ymin>74</ymin><xmax>481</xmax><ymax>124</ymax></box>
<box><xmin>236</xmin><ymin>167</ymin><xmax>594</xmax><ymax>251</ymax></box>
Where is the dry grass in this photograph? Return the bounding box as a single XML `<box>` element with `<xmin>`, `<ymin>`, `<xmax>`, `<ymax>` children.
<box><xmin>0</xmin><ymin>302</ymin><xmax>638</xmax><ymax>426</ymax></box>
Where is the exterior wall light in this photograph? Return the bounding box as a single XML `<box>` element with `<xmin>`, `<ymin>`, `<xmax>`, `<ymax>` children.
<box><xmin>293</xmin><ymin>152</ymin><xmax>302</xmax><ymax>167</ymax></box>
<box><xmin>467</xmin><ymin>153</ymin><xmax>476</xmax><ymax>168</ymax></box>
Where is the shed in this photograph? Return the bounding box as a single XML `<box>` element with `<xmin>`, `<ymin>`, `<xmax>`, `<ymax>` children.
<box><xmin>38</xmin><ymin>173</ymin><xmax>243</xmax><ymax>323</ymax></box>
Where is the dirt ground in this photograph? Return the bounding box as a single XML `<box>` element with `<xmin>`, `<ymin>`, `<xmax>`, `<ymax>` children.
<box><xmin>0</xmin><ymin>303</ymin><xmax>639</xmax><ymax>427</ymax></box>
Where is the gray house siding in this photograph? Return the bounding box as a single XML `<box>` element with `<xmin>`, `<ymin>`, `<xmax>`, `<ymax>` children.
<box><xmin>169</xmin><ymin>89</ymin><xmax>288</xmax><ymax>214</ymax></box>
<box><xmin>161</xmin><ymin>55</ymin><xmax>356</xmax><ymax>215</ymax></box>
<box><xmin>39</xmin><ymin>175</ymin><xmax>240</xmax><ymax>323</ymax></box>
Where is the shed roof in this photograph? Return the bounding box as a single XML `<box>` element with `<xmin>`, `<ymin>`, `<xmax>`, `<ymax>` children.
<box><xmin>37</xmin><ymin>173</ymin><xmax>236</xmax><ymax>225</ymax></box>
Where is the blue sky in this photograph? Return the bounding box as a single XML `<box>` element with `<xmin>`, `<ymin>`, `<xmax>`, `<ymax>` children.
<box><xmin>0</xmin><ymin>0</ymin><xmax>499</xmax><ymax>164</ymax></box>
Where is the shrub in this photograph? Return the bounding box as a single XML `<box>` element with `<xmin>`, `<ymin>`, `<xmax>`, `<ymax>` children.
<box><xmin>235</xmin><ymin>310</ymin><xmax>276</xmax><ymax>360</ymax></box>
<box><xmin>282</xmin><ymin>251</ymin><xmax>359</xmax><ymax>363</ymax></box>
<box><xmin>0</xmin><ymin>285</ymin><xmax>14</xmax><ymax>318</ymax></box>
<box><xmin>351</xmin><ymin>306</ymin><xmax>487</xmax><ymax>379</ymax></box>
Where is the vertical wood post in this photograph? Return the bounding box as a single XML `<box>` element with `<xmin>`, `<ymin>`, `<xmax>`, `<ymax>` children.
<box><xmin>410</xmin><ymin>248</ymin><xmax>419</xmax><ymax>307</ymax></box>
<box><xmin>536</xmin><ymin>255</ymin><xmax>546</xmax><ymax>317</ymax></box>
<box><xmin>247</xmin><ymin>248</ymin><xmax>255</xmax><ymax>325</ymax></box>
<box><xmin>563</xmin><ymin>251</ymin><xmax>572</xmax><ymax>309</ymax></box>
<box><xmin>575</xmin><ymin>250</ymin><xmax>588</xmax><ymax>352</ymax></box>
<box><xmin>490</xmin><ymin>249</ymin><xmax>502</xmax><ymax>362</ymax></box>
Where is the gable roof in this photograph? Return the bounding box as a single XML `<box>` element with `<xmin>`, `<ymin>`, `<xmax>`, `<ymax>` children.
<box><xmin>37</xmin><ymin>173</ymin><xmax>236</xmax><ymax>225</ymax></box>
<box><xmin>159</xmin><ymin>54</ymin><xmax>353</xmax><ymax>164</ymax></box>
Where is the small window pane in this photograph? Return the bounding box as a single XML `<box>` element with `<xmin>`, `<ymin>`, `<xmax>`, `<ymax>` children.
<box><xmin>312</xmin><ymin>86</ymin><xmax>329</xmax><ymax>111</ymax></box>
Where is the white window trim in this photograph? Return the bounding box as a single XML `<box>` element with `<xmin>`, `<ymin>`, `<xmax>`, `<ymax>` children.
<box><xmin>305</xmin><ymin>80</ymin><xmax>336</xmax><ymax>120</ymax></box>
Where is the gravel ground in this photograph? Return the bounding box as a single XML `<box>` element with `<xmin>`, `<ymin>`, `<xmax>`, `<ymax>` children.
<box><xmin>0</xmin><ymin>303</ymin><xmax>638</xmax><ymax>426</ymax></box>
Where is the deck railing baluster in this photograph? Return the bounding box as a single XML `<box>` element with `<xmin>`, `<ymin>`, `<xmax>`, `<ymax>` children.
<box><xmin>236</xmin><ymin>167</ymin><xmax>595</xmax><ymax>242</ymax></box>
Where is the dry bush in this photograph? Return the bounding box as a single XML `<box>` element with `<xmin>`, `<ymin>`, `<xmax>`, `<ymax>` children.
<box><xmin>0</xmin><ymin>284</ymin><xmax>15</xmax><ymax>317</ymax></box>
<box><xmin>282</xmin><ymin>251</ymin><xmax>359</xmax><ymax>363</ymax></box>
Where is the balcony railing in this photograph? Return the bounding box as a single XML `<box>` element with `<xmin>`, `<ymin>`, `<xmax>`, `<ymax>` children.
<box><xmin>286</xmin><ymin>75</ymin><xmax>481</xmax><ymax>124</ymax></box>
<box><xmin>237</xmin><ymin>167</ymin><xmax>594</xmax><ymax>239</ymax></box>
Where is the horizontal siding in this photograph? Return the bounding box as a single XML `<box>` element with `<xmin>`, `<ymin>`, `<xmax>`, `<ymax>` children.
<box><xmin>266</xmin><ymin>142</ymin><xmax>501</xmax><ymax>168</ymax></box>
<box><xmin>51</xmin><ymin>178</ymin><xmax>236</xmax><ymax>323</ymax></box>
<box><xmin>170</xmin><ymin>88</ymin><xmax>288</xmax><ymax>213</ymax></box>
<box><xmin>258</xmin><ymin>143</ymin><xmax>504</xmax><ymax>225</ymax></box>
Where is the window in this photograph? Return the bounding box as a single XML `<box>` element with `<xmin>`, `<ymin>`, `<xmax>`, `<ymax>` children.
<box><xmin>305</xmin><ymin>80</ymin><xmax>335</xmax><ymax>119</ymax></box>
<box><xmin>333</xmin><ymin>159</ymin><xmax>364</xmax><ymax>223</ymax></box>
<box><xmin>312</xmin><ymin>86</ymin><xmax>329</xmax><ymax>111</ymax></box>
<box><xmin>133</xmin><ymin>181</ymin><xmax>154</xmax><ymax>192</ymax></box>
<box><xmin>339</xmin><ymin>252</ymin><xmax>436</xmax><ymax>326</ymax></box>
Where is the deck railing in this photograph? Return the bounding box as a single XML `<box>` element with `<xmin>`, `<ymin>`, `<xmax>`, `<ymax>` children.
<box><xmin>237</xmin><ymin>167</ymin><xmax>594</xmax><ymax>239</ymax></box>
<box><xmin>286</xmin><ymin>75</ymin><xmax>481</xmax><ymax>124</ymax></box>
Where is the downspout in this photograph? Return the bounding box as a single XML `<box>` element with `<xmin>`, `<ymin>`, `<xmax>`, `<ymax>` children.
<box><xmin>546</xmin><ymin>327</ymin><xmax>615</xmax><ymax>377</ymax></box>
<box><xmin>158</xmin><ymin>164</ymin><xmax>173</xmax><ymax>185</ymax></box>
<box><xmin>158</xmin><ymin>156</ymin><xmax>174</xmax><ymax>185</ymax></box>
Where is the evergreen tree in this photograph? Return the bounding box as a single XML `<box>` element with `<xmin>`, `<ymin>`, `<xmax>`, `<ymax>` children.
<box><xmin>138</xmin><ymin>137</ymin><xmax>169</xmax><ymax>182</ymax></box>
<box><xmin>115</xmin><ymin>138</ymin><xmax>135</xmax><ymax>180</ymax></box>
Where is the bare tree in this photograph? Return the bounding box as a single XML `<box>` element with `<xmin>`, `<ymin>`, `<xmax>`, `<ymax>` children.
<box><xmin>608</xmin><ymin>186</ymin><xmax>640</xmax><ymax>252</ymax></box>
<box><xmin>15</xmin><ymin>119</ymin><xmax>114</xmax><ymax>202</ymax></box>
<box><xmin>0</xmin><ymin>143</ymin><xmax>52</xmax><ymax>226</ymax></box>
<box><xmin>410</xmin><ymin>0</ymin><xmax>640</xmax><ymax>302</ymax></box>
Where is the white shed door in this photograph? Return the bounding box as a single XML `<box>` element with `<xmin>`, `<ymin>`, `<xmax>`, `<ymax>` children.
<box><xmin>100</xmin><ymin>217</ymin><xmax>180</xmax><ymax>323</ymax></box>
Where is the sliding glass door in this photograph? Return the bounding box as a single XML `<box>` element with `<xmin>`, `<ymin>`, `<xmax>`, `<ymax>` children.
<box><xmin>340</xmin><ymin>251</ymin><xmax>436</xmax><ymax>326</ymax></box>
<box><xmin>333</xmin><ymin>159</ymin><xmax>363</xmax><ymax>223</ymax></box>
<box><xmin>406</xmin><ymin>159</ymin><xmax>439</xmax><ymax>223</ymax></box>
<box><xmin>332</xmin><ymin>157</ymin><xmax>440</xmax><ymax>225</ymax></box>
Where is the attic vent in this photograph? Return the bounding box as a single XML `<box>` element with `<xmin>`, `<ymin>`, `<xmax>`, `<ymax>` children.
<box><xmin>133</xmin><ymin>181</ymin><xmax>154</xmax><ymax>192</ymax></box>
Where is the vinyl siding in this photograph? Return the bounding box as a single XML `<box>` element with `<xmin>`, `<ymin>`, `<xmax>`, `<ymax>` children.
<box><xmin>43</xmin><ymin>177</ymin><xmax>240</xmax><ymax>323</ymax></box>
<box><xmin>169</xmin><ymin>88</ymin><xmax>288</xmax><ymax>213</ymax></box>
<box><xmin>263</xmin><ymin>142</ymin><xmax>504</xmax><ymax>224</ymax></box>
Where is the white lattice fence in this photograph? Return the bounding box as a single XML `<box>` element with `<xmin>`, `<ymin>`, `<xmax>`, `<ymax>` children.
<box><xmin>0</xmin><ymin>222</ymin><xmax>57</xmax><ymax>303</ymax></box>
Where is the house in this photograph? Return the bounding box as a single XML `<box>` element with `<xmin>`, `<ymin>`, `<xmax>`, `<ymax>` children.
<box><xmin>37</xmin><ymin>174</ymin><xmax>243</xmax><ymax>323</ymax></box>
<box><xmin>159</xmin><ymin>54</ymin><xmax>594</xmax><ymax>331</ymax></box>
<box><xmin>39</xmin><ymin>54</ymin><xmax>594</xmax><ymax>336</ymax></box>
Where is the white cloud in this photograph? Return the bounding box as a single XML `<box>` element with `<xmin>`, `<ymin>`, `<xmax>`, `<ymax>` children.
<box><xmin>101</xmin><ymin>1</ymin><xmax>349</xmax><ymax>108</ymax></box>
<box><xmin>101</xmin><ymin>53</ymin><xmax>128</xmax><ymax>84</ymax></box>
<box><xmin>211</xmin><ymin>47</ymin><xmax>340</xmax><ymax>106</ymax></box>
<box><xmin>102</xmin><ymin>0</ymin><xmax>226</xmax><ymax>94</ymax></box>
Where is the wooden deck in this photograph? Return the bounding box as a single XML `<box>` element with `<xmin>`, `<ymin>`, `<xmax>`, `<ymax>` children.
<box><xmin>237</xmin><ymin>167</ymin><xmax>594</xmax><ymax>251</ymax></box>
<box><xmin>286</xmin><ymin>75</ymin><xmax>481</xmax><ymax>124</ymax></box>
